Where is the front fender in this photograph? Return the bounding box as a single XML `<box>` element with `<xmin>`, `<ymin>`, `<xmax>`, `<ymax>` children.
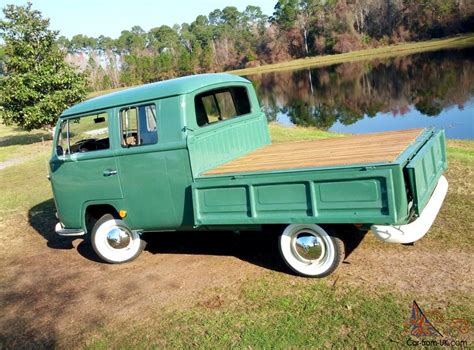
<box><xmin>81</xmin><ymin>199</ymin><xmax>130</xmax><ymax>233</ymax></box>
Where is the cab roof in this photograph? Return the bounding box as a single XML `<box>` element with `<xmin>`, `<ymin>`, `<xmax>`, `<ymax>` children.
<box><xmin>61</xmin><ymin>73</ymin><xmax>250</xmax><ymax>118</ymax></box>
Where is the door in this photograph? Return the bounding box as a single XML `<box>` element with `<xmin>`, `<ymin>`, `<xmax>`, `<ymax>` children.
<box><xmin>50</xmin><ymin>111</ymin><xmax>123</xmax><ymax>228</ymax></box>
<box><xmin>114</xmin><ymin>103</ymin><xmax>180</xmax><ymax>230</ymax></box>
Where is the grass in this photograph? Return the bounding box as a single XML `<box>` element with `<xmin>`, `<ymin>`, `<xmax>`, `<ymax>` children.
<box><xmin>446</xmin><ymin>140</ymin><xmax>474</xmax><ymax>166</ymax></box>
<box><xmin>85</xmin><ymin>273</ymin><xmax>473</xmax><ymax>349</ymax></box>
<box><xmin>0</xmin><ymin>123</ymin><xmax>473</xmax><ymax>348</ymax></box>
<box><xmin>0</xmin><ymin>149</ymin><xmax>51</xmax><ymax>226</ymax></box>
<box><xmin>269</xmin><ymin>123</ymin><xmax>342</xmax><ymax>142</ymax></box>
<box><xmin>230</xmin><ymin>34</ymin><xmax>474</xmax><ymax>76</ymax></box>
<box><xmin>85</xmin><ymin>274</ymin><xmax>409</xmax><ymax>349</ymax></box>
<box><xmin>0</xmin><ymin>124</ymin><xmax>52</xmax><ymax>163</ymax></box>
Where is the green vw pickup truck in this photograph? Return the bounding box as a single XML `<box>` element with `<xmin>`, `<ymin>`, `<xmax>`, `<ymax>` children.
<box><xmin>49</xmin><ymin>73</ymin><xmax>448</xmax><ymax>277</ymax></box>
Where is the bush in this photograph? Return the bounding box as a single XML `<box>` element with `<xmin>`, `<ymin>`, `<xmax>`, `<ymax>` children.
<box><xmin>333</xmin><ymin>33</ymin><xmax>362</xmax><ymax>53</ymax></box>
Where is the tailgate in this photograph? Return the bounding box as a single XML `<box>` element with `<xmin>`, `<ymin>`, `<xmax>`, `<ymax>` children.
<box><xmin>405</xmin><ymin>130</ymin><xmax>447</xmax><ymax>215</ymax></box>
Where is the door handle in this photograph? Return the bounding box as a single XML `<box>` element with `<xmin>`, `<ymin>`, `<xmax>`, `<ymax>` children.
<box><xmin>103</xmin><ymin>169</ymin><xmax>118</xmax><ymax>177</ymax></box>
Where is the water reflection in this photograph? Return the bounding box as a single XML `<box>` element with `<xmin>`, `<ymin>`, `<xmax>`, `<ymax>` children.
<box><xmin>248</xmin><ymin>48</ymin><xmax>474</xmax><ymax>139</ymax></box>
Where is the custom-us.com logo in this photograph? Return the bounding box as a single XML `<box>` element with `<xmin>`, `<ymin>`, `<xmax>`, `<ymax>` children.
<box><xmin>404</xmin><ymin>300</ymin><xmax>470</xmax><ymax>347</ymax></box>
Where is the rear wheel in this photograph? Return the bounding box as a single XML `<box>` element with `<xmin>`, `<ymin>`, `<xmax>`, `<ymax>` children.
<box><xmin>279</xmin><ymin>224</ymin><xmax>344</xmax><ymax>278</ymax></box>
<box><xmin>91</xmin><ymin>214</ymin><xmax>146</xmax><ymax>264</ymax></box>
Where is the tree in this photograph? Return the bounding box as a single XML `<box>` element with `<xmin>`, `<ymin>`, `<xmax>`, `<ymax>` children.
<box><xmin>0</xmin><ymin>45</ymin><xmax>5</xmax><ymax>76</ymax></box>
<box><xmin>116</xmin><ymin>27</ymin><xmax>146</xmax><ymax>55</ymax></box>
<box><xmin>0</xmin><ymin>2</ymin><xmax>86</xmax><ymax>131</ymax></box>
<box><xmin>148</xmin><ymin>25</ymin><xmax>180</xmax><ymax>53</ymax></box>
<box><xmin>272</xmin><ymin>0</ymin><xmax>321</xmax><ymax>57</ymax></box>
<box><xmin>272</xmin><ymin>0</ymin><xmax>299</xmax><ymax>30</ymax></box>
<box><xmin>11</xmin><ymin>0</ymin><xmax>469</xmax><ymax>92</ymax></box>
<box><xmin>243</xmin><ymin>5</ymin><xmax>268</xmax><ymax>36</ymax></box>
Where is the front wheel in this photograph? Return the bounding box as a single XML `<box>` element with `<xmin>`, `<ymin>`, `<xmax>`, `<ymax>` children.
<box><xmin>279</xmin><ymin>224</ymin><xmax>344</xmax><ymax>278</ymax></box>
<box><xmin>91</xmin><ymin>214</ymin><xmax>146</xmax><ymax>264</ymax></box>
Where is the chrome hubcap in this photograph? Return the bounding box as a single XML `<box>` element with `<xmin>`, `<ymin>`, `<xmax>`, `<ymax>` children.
<box><xmin>294</xmin><ymin>232</ymin><xmax>323</xmax><ymax>261</ymax></box>
<box><xmin>106</xmin><ymin>227</ymin><xmax>131</xmax><ymax>249</ymax></box>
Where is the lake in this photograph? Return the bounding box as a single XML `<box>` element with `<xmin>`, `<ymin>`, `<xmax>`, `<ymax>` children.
<box><xmin>247</xmin><ymin>47</ymin><xmax>474</xmax><ymax>140</ymax></box>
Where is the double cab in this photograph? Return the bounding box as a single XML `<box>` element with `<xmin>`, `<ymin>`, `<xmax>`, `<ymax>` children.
<box><xmin>50</xmin><ymin>73</ymin><xmax>448</xmax><ymax>277</ymax></box>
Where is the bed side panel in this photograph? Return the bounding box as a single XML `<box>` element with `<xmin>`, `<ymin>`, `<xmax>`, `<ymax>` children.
<box><xmin>192</xmin><ymin>165</ymin><xmax>408</xmax><ymax>226</ymax></box>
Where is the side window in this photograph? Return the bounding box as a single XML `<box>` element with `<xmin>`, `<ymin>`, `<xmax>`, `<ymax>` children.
<box><xmin>120</xmin><ymin>104</ymin><xmax>157</xmax><ymax>147</ymax></box>
<box><xmin>56</xmin><ymin>112</ymin><xmax>110</xmax><ymax>155</ymax></box>
<box><xmin>195</xmin><ymin>87</ymin><xmax>251</xmax><ymax>127</ymax></box>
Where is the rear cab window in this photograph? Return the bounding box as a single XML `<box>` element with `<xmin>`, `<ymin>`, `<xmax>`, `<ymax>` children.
<box><xmin>195</xmin><ymin>86</ymin><xmax>251</xmax><ymax>127</ymax></box>
<box><xmin>120</xmin><ymin>104</ymin><xmax>157</xmax><ymax>147</ymax></box>
<box><xmin>56</xmin><ymin>112</ymin><xmax>109</xmax><ymax>156</ymax></box>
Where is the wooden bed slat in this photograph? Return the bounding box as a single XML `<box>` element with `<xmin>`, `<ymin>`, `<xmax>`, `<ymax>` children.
<box><xmin>203</xmin><ymin>128</ymin><xmax>424</xmax><ymax>176</ymax></box>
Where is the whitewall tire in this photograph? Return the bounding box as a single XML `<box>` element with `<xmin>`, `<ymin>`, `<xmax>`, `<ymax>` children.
<box><xmin>279</xmin><ymin>224</ymin><xmax>344</xmax><ymax>278</ymax></box>
<box><xmin>91</xmin><ymin>214</ymin><xmax>146</xmax><ymax>264</ymax></box>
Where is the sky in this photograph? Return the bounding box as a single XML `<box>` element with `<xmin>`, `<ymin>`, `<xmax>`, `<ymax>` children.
<box><xmin>0</xmin><ymin>0</ymin><xmax>277</xmax><ymax>39</ymax></box>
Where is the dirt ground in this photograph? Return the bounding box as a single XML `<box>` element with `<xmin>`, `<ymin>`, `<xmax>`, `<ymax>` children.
<box><xmin>1</xmin><ymin>204</ymin><xmax>472</xmax><ymax>349</ymax></box>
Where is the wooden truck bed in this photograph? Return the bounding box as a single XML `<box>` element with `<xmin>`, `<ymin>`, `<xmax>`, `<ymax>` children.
<box><xmin>192</xmin><ymin>128</ymin><xmax>447</xmax><ymax>227</ymax></box>
<box><xmin>203</xmin><ymin>128</ymin><xmax>424</xmax><ymax>176</ymax></box>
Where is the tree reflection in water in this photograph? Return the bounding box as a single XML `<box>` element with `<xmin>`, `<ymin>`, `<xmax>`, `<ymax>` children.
<box><xmin>248</xmin><ymin>47</ymin><xmax>474</xmax><ymax>138</ymax></box>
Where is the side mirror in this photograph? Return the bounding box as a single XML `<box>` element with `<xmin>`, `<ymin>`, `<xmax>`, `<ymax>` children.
<box><xmin>56</xmin><ymin>145</ymin><xmax>64</xmax><ymax>156</ymax></box>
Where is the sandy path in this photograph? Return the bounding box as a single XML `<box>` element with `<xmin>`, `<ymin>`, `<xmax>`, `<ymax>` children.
<box><xmin>0</xmin><ymin>155</ymin><xmax>36</xmax><ymax>170</ymax></box>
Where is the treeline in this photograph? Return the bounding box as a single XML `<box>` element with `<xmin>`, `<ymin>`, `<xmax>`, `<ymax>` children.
<box><xmin>57</xmin><ymin>0</ymin><xmax>474</xmax><ymax>91</ymax></box>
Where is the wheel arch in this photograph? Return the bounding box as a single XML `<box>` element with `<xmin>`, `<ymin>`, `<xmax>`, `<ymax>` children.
<box><xmin>81</xmin><ymin>200</ymin><xmax>128</xmax><ymax>234</ymax></box>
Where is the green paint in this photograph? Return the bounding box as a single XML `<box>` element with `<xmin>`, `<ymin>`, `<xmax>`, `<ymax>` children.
<box><xmin>50</xmin><ymin>74</ymin><xmax>447</xmax><ymax>233</ymax></box>
<box><xmin>406</xmin><ymin>130</ymin><xmax>447</xmax><ymax>214</ymax></box>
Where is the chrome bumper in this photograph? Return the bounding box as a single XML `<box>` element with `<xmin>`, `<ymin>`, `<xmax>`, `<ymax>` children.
<box><xmin>371</xmin><ymin>175</ymin><xmax>448</xmax><ymax>244</ymax></box>
<box><xmin>55</xmin><ymin>222</ymin><xmax>85</xmax><ymax>237</ymax></box>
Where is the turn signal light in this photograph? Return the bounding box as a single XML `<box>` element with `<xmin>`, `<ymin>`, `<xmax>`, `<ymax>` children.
<box><xmin>119</xmin><ymin>210</ymin><xmax>127</xmax><ymax>218</ymax></box>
